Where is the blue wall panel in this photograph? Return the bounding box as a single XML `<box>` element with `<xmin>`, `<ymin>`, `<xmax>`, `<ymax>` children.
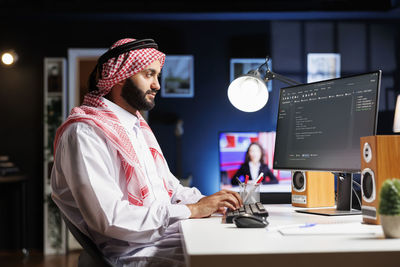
<box><xmin>338</xmin><ymin>22</ymin><xmax>367</xmax><ymax>73</ymax></box>
<box><xmin>305</xmin><ymin>22</ymin><xmax>335</xmax><ymax>53</ymax></box>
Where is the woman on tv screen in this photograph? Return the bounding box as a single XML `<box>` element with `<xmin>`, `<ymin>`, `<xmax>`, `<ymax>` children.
<box><xmin>231</xmin><ymin>142</ymin><xmax>278</xmax><ymax>185</ymax></box>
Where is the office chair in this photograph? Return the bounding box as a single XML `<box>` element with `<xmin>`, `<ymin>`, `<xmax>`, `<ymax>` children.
<box><xmin>61</xmin><ymin>213</ymin><xmax>118</xmax><ymax>267</ymax></box>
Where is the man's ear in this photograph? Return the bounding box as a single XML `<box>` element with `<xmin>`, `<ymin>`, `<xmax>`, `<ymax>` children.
<box><xmin>107</xmin><ymin>80</ymin><xmax>125</xmax><ymax>102</ymax></box>
<box><xmin>116</xmin><ymin>80</ymin><xmax>125</xmax><ymax>86</ymax></box>
<box><xmin>113</xmin><ymin>80</ymin><xmax>125</xmax><ymax>92</ymax></box>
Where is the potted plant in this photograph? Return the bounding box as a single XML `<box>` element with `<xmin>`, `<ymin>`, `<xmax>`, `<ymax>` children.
<box><xmin>379</xmin><ymin>178</ymin><xmax>400</xmax><ymax>238</ymax></box>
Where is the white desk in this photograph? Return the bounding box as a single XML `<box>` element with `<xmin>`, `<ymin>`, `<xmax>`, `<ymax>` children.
<box><xmin>180</xmin><ymin>204</ymin><xmax>400</xmax><ymax>267</ymax></box>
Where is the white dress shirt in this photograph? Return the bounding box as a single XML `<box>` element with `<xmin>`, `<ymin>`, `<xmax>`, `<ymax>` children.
<box><xmin>51</xmin><ymin>98</ymin><xmax>204</xmax><ymax>263</ymax></box>
<box><xmin>249</xmin><ymin>161</ymin><xmax>260</xmax><ymax>181</ymax></box>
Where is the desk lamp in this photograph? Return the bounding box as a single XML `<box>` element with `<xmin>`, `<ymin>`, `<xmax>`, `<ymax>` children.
<box><xmin>393</xmin><ymin>94</ymin><xmax>400</xmax><ymax>133</ymax></box>
<box><xmin>227</xmin><ymin>57</ymin><xmax>300</xmax><ymax>112</ymax></box>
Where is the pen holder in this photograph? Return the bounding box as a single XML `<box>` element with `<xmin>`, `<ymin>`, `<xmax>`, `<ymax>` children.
<box><xmin>240</xmin><ymin>182</ymin><xmax>260</xmax><ymax>204</ymax></box>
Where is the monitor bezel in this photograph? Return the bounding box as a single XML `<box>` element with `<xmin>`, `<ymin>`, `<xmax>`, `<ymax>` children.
<box><xmin>273</xmin><ymin>70</ymin><xmax>382</xmax><ymax>173</ymax></box>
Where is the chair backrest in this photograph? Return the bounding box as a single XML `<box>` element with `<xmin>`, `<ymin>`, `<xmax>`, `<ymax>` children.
<box><xmin>61</xmin><ymin>213</ymin><xmax>116</xmax><ymax>267</ymax></box>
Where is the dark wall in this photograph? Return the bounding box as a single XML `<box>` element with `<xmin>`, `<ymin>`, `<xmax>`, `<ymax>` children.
<box><xmin>0</xmin><ymin>15</ymin><xmax>399</xmax><ymax>250</ymax></box>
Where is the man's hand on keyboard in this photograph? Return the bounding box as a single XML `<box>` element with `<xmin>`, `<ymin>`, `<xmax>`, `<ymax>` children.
<box><xmin>187</xmin><ymin>189</ymin><xmax>243</xmax><ymax>218</ymax></box>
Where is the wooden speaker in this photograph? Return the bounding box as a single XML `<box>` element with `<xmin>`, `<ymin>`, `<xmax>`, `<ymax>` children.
<box><xmin>291</xmin><ymin>171</ymin><xmax>335</xmax><ymax>208</ymax></box>
<box><xmin>360</xmin><ymin>135</ymin><xmax>400</xmax><ymax>225</ymax></box>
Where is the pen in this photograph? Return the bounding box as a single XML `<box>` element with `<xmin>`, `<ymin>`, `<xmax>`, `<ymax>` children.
<box><xmin>256</xmin><ymin>172</ymin><xmax>264</xmax><ymax>184</ymax></box>
<box><xmin>244</xmin><ymin>175</ymin><xmax>249</xmax><ymax>184</ymax></box>
<box><xmin>299</xmin><ymin>223</ymin><xmax>316</xmax><ymax>228</ymax></box>
<box><xmin>235</xmin><ymin>176</ymin><xmax>243</xmax><ymax>186</ymax></box>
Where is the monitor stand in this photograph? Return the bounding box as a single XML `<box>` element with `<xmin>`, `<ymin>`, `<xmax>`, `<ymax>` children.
<box><xmin>295</xmin><ymin>173</ymin><xmax>361</xmax><ymax>216</ymax></box>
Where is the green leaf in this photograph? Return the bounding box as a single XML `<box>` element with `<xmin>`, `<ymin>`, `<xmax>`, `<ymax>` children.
<box><xmin>379</xmin><ymin>178</ymin><xmax>400</xmax><ymax>215</ymax></box>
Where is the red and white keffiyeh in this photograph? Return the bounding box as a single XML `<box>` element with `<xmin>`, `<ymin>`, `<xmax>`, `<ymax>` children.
<box><xmin>92</xmin><ymin>38</ymin><xmax>165</xmax><ymax>97</ymax></box>
<box><xmin>54</xmin><ymin>38</ymin><xmax>172</xmax><ymax>206</ymax></box>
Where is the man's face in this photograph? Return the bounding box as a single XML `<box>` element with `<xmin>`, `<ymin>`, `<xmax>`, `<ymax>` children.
<box><xmin>121</xmin><ymin>60</ymin><xmax>161</xmax><ymax>111</ymax></box>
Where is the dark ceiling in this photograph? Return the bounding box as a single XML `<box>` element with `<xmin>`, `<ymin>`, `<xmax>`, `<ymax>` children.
<box><xmin>1</xmin><ymin>0</ymin><xmax>400</xmax><ymax>13</ymax></box>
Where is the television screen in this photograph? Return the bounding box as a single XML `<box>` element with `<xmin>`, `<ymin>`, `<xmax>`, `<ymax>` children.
<box><xmin>219</xmin><ymin>131</ymin><xmax>291</xmax><ymax>192</ymax></box>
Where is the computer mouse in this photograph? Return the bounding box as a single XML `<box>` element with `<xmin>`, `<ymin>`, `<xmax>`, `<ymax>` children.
<box><xmin>233</xmin><ymin>214</ymin><xmax>269</xmax><ymax>228</ymax></box>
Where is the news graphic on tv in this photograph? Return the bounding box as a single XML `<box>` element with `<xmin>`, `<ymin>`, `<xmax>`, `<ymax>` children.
<box><xmin>219</xmin><ymin>132</ymin><xmax>291</xmax><ymax>192</ymax></box>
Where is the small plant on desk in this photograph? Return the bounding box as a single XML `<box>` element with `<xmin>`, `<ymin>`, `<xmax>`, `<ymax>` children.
<box><xmin>379</xmin><ymin>178</ymin><xmax>400</xmax><ymax>238</ymax></box>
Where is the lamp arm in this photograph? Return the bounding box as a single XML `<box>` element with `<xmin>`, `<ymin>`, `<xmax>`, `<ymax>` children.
<box><xmin>265</xmin><ymin>70</ymin><xmax>301</xmax><ymax>86</ymax></box>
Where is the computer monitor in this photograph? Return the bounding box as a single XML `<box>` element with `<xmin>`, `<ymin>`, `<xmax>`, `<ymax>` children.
<box><xmin>219</xmin><ymin>131</ymin><xmax>291</xmax><ymax>193</ymax></box>
<box><xmin>273</xmin><ymin>71</ymin><xmax>381</xmax><ymax>215</ymax></box>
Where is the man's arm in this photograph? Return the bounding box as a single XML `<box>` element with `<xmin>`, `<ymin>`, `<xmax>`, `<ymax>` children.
<box><xmin>166</xmin><ymin>172</ymin><xmax>205</xmax><ymax>205</ymax></box>
<box><xmin>186</xmin><ymin>189</ymin><xmax>242</xmax><ymax>218</ymax></box>
<box><xmin>164</xmin><ymin>169</ymin><xmax>242</xmax><ymax>218</ymax></box>
<box><xmin>51</xmin><ymin>123</ymin><xmax>190</xmax><ymax>243</ymax></box>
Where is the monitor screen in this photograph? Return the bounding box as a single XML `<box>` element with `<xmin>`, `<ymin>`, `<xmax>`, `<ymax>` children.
<box><xmin>219</xmin><ymin>131</ymin><xmax>291</xmax><ymax>192</ymax></box>
<box><xmin>273</xmin><ymin>71</ymin><xmax>381</xmax><ymax>173</ymax></box>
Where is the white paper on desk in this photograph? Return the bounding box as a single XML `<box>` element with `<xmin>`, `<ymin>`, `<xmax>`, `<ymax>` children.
<box><xmin>278</xmin><ymin>223</ymin><xmax>381</xmax><ymax>236</ymax></box>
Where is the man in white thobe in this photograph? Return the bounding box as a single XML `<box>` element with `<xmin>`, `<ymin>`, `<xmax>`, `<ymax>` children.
<box><xmin>51</xmin><ymin>38</ymin><xmax>242</xmax><ymax>267</ymax></box>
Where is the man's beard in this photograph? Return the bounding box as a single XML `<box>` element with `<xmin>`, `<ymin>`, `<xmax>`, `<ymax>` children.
<box><xmin>121</xmin><ymin>79</ymin><xmax>157</xmax><ymax>111</ymax></box>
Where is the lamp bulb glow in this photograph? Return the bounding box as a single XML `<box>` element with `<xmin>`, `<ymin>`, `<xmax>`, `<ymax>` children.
<box><xmin>1</xmin><ymin>51</ymin><xmax>17</xmax><ymax>66</ymax></box>
<box><xmin>227</xmin><ymin>75</ymin><xmax>269</xmax><ymax>112</ymax></box>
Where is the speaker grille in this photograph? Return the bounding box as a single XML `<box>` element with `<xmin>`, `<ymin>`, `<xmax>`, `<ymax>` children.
<box><xmin>361</xmin><ymin>168</ymin><xmax>376</xmax><ymax>203</ymax></box>
<box><xmin>362</xmin><ymin>172</ymin><xmax>373</xmax><ymax>199</ymax></box>
<box><xmin>293</xmin><ymin>171</ymin><xmax>305</xmax><ymax>190</ymax></box>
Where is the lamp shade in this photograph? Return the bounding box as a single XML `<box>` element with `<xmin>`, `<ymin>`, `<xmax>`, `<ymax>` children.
<box><xmin>393</xmin><ymin>95</ymin><xmax>400</xmax><ymax>133</ymax></box>
<box><xmin>227</xmin><ymin>75</ymin><xmax>269</xmax><ymax>112</ymax></box>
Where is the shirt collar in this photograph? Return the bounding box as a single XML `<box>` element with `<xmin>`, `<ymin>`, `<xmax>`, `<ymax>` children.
<box><xmin>102</xmin><ymin>97</ymin><xmax>139</xmax><ymax>130</ymax></box>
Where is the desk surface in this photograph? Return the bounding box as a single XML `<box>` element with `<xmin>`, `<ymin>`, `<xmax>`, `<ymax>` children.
<box><xmin>180</xmin><ymin>204</ymin><xmax>400</xmax><ymax>267</ymax></box>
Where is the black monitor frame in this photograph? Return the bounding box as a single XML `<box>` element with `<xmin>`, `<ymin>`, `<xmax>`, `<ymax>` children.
<box><xmin>273</xmin><ymin>71</ymin><xmax>381</xmax><ymax>216</ymax></box>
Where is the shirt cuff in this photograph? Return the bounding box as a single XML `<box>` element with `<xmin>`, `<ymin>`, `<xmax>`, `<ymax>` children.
<box><xmin>167</xmin><ymin>204</ymin><xmax>192</xmax><ymax>222</ymax></box>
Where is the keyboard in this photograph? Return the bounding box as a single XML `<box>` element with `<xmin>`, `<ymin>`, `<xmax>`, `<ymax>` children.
<box><xmin>223</xmin><ymin>202</ymin><xmax>269</xmax><ymax>223</ymax></box>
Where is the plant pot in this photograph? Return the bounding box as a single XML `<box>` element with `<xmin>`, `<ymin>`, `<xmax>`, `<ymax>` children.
<box><xmin>380</xmin><ymin>215</ymin><xmax>400</xmax><ymax>238</ymax></box>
